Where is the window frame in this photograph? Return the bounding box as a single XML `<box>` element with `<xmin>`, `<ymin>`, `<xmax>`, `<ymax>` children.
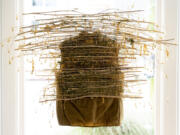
<box><xmin>0</xmin><ymin>0</ymin><xmax>21</xmax><ymax>135</ymax></box>
<box><xmin>0</xmin><ymin>0</ymin><xmax>179</xmax><ymax>135</ymax></box>
<box><xmin>0</xmin><ymin>0</ymin><xmax>2</xmax><ymax>133</ymax></box>
<box><xmin>155</xmin><ymin>0</ymin><xmax>179</xmax><ymax>135</ymax></box>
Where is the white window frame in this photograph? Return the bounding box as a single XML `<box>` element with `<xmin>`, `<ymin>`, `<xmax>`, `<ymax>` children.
<box><xmin>155</xmin><ymin>0</ymin><xmax>179</xmax><ymax>135</ymax></box>
<box><xmin>0</xmin><ymin>0</ymin><xmax>24</xmax><ymax>135</ymax></box>
<box><xmin>0</xmin><ymin>0</ymin><xmax>19</xmax><ymax>135</ymax></box>
<box><xmin>0</xmin><ymin>0</ymin><xmax>2</xmax><ymax>133</ymax></box>
<box><xmin>0</xmin><ymin>0</ymin><xmax>179</xmax><ymax>135</ymax></box>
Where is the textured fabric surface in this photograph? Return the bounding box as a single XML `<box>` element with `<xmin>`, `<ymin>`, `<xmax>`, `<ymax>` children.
<box><xmin>57</xmin><ymin>97</ymin><xmax>123</xmax><ymax>127</ymax></box>
<box><xmin>56</xmin><ymin>31</ymin><xmax>124</xmax><ymax>100</ymax></box>
<box><xmin>56</xmin><ymin>32</ymin><xmax>123</xmax><ymax>126</ymax></box>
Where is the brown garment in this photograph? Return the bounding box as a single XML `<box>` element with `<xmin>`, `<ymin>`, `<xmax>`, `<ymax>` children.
<box><xmin>56</xmin><ymin>31</ymin><xmax>124</xmax><ymax>126</ymax></box>
<box><xmin>56</xmin><ymin>97</ymin><xmax>123</xmax><ymax>127</ymax></box>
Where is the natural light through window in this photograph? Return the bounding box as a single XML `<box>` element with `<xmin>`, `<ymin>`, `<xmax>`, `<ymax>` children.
<box><xmin>23</xmin><ymin>0</ymin><xmax>155</xmax><ymax>135</ymax></box>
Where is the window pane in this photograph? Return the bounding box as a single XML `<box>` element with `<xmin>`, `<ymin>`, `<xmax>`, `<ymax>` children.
<box><xmin>23</xmin><ymin>0</ymin><xmax>155</xmax><ymax>135</ymax></box>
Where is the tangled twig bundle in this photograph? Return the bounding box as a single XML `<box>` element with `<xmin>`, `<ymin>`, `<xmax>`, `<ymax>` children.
<box><xmin>14</xmin><ymin>9</ymin><xmax>175</xmax><ymax>127</ymax></box>
<box><xmin>15</xmin><ymin>9</ymin><xmax>174</xmax><ymax>102</ymax></box>
<box><xmin>56</xmin><ymin>31</ymin><xmax>124</xmax><ymax>100</ymax></box>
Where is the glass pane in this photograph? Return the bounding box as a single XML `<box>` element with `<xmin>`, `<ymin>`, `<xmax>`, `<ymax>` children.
<box><xmin>23</xmin><ymin>0</ymin><xmax>155</xmax><ymax>135</ymax></box>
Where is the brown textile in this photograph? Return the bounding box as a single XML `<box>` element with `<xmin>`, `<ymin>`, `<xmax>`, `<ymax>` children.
<box><xmin>56</xmin><ymin>31</ymin><xmax>124</xmax><ymax>100</ymax></box>
<box><xmin>56</xmin><ymin>31</ymin><xmax>123</xmax><ymax>126</ymax></box>
<box><xmin>56</xmin><ymin>97</ymin><xmax>123</xmax><ymax>127</ymax></box>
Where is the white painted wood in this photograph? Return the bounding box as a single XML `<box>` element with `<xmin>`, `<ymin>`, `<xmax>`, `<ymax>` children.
<box><xmin>155</xmin><ymin>1</ymin><xmax>164</xmax><ymax>135</ymax></box>
<box><xmin>0</xmin><ymin>0</ymin><xmax>2</xmax><ymax>134</ymax></box>
<box><xmin>1</xmin><ymin>0</ymin><xmax>19</xmax><ymax>135</ymax></box>
<box><xmin>17</xmin><ymin>0</ymin><xmax>24</xmax><ymax>134</ymax></box>
<box><xmin>178</xmin><ymin>0</ymin><xmax>180</xmax><ymax>134</ymax></box>
<box><xmin>163</xmin><ymin>0</ymin><xmax>178</xmax><ymax>134</ymax></box>
<box><xmin>155</xmin><ymin>0</ymin><xmax>178</xmax><ymax>135</ymax></box>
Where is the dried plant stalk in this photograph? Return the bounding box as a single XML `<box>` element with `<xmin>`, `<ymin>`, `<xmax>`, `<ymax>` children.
<box><xmin>56</xmin><ymin>31</ymin><xmax>124</xmax><ymax>100</ymax></box>
<box><xmin>15</xmin><ymin>9</ymin><xmax>174</xmax><ymax>102</ymax></box>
